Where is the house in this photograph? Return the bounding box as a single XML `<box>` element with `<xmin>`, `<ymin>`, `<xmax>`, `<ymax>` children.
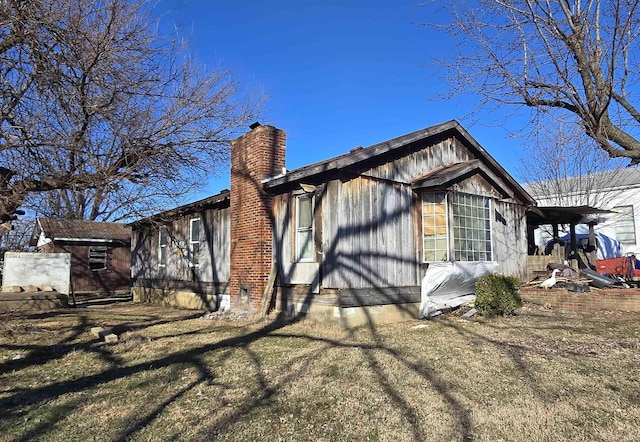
<box><xmin>130</xmin><ymin>120</ymin><xmax>535</xmax><ymax>325</ymax></box>
<box><xmin>524</xmin><ymin>168</ymin><xmax>640</xmax><ymax>255</ymax></box>
<box><xmin>30</xmin><ymin>218</ymin><xmax>131</xmax><ymax>295</ymax></box>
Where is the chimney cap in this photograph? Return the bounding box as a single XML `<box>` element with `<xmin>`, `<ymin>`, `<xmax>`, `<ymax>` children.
<box><xmin>249</xmin><ymin>122</ymin><xmax>261</xmax><ymax>130</ymax></box>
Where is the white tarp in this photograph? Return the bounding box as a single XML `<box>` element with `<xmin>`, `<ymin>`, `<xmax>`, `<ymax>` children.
<box><xmin>419</xmin><ymin>261</ymin><xmax>500</xmax><ymax>318</ymax></box>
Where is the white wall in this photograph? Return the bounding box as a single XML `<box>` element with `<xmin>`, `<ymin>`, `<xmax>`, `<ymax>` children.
<box><xmin>533</xmin><ymin>183</ymin><xmax>640</xmax><ymax>256</ymax></box>
<box><xmin>2</xmin><ymin>252</ymin><xmax>71</xmax><ymax>294</ymax></box>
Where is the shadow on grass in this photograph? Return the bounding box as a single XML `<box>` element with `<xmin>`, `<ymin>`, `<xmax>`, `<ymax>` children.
<box><xmin>3</xmin><ymin>301</ymin><xmax>635</xmax><ymax>441</ymax></box>
<box><xmin>0</xmin><ymin>132</ymin><xmax>557</xmax><ymax>441</ymax></box>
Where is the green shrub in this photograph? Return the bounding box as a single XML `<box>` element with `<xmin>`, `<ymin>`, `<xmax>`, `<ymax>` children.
<box><xmin>474</xmin><ymin>273</ymin><xmax>522</xmax><ymax>316</ymax></box>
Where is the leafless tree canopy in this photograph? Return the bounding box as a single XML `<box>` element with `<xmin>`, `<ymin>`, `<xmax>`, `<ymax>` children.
<box><xmin>518</xmin><ymin>119</ymin><xmax>627</xmax><ymax>206</ymax></box>
<box><xmin>0</xmin><ymin>0</ymin><xmax>261</xmax><ymax>223</ymax></box>
<box><xmin>0</xmin><ymin>217</ymin><xmax>33</xmax><ymax>253</ymax></box>
<box><xmin>435</xmin><ymin>0</ymin><xmax>640</xmax><ymax>163</ymax></box>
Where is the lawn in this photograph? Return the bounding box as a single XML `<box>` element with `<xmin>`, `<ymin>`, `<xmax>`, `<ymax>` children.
<box><xmin>0</xmin><ymin>302</ymin><xmax>639</xmax><ymax>442</ymax></box>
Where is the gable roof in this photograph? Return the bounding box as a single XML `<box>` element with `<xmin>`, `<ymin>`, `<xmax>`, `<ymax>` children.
<box><xmin>263</xmin><ymin>120</ymin><xmax>535</xmax><ymax>205</ymax></box>
<box><xmin>412</xmin><ymin>159</ymin><xmax>516</xmax><ymax>199</ymax></box>
<box><xmin>32</xmin><ymin>218</ymin><xmax>131</xmax><ymax>245</ymax></box>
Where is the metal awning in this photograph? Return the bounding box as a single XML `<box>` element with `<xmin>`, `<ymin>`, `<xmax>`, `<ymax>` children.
<box><xmin>527</xmin><ymin>205</ymin><xmax>614</xmax><ymax>228</ymax></box>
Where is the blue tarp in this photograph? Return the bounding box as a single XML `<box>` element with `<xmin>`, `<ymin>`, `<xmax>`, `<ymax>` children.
<box><xmin>556</xmin><ymin>225</ymin><xmax>621</xmax><ymax>260</ymax></box>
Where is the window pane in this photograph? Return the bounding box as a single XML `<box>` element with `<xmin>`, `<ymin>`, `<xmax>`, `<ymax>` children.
<box><xmin>451</xmin><ymin>193</ymin><xmax>492</xmax><ymax>261</ymax></box>
<box><xmin>191</xmin><ymin>219</ymin><xmax>200</xmax><ymax>242</ymax></box>
<box><xmin>298</xmin><ymin>230</ymin><xmax>313</xmax><ymax>260</ymax></box>
<box><xmin>296</xmin><ymin>194</ymin><xmax>314</xmax><ymax>261</ymax></box>
<box><xmin>191</xmin><ymin>243</ymin><xmax>200</xmax><ymax>265</ymax></box>
<box><xmin>298</xmin><ymin>196</ymin><xmax>313</xmax><ymax>228</ymax></box>
<box><xmin>159</xmin><ymin>226</ymin><xmax>167</xmax><ymax>267</ymax></box>
<box><xmin>190</xmin><ymin>219</ymin><xmax>200</xmax><ymax>267</ymax></box>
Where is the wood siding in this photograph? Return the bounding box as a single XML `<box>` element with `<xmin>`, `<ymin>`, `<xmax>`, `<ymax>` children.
<box><xmin>493</xmin><ymin>200</ymin><xmax>529</xmax><ymax>280</ymax></box>
<box><xmin>272</xmin><ymin>134</ymin><xmax>529</xmax><ymax>295</ymax></box>
<box><xmin>321</xmin><ymin>176</ymin><xmax>418</xmax><ymax>289</ymax></box>
<box><xmin>131</xmin><ymin>206</ymin><xmax>230</xmax><ymax>288</ymax></box>
<box><xmin>50</xmin><ymin>243</ymin><xmax>130</xmax><ymax>294</ymax></box>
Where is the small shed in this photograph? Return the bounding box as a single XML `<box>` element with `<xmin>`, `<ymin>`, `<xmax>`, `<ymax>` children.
<box><xmin>31</xmin><ymin>218</ymin><xmax>131</xmax><ymax>295</ymax></box>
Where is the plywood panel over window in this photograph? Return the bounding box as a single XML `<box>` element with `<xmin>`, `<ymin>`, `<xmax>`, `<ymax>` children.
<box><xmin>421</xmin><ymin>192</ymin><xmax>448</xmax><ymax>262</ymax></box>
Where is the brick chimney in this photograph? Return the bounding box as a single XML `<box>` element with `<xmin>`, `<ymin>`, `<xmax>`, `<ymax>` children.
<box><xmin>229</xmin><ymin>124</ymin><xmax>286</xmax><ymax>309</ymax></box>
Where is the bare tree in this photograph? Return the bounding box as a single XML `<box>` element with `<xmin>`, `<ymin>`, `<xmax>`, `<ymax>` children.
<box><xmin>433</xmin><ymin>0</ymin><xmax>640</xmax><ymax>164</ymax></box>
<box><xmin>0</xmin><ymin>0</ymin><xmax>261</xmax><ymax>224</ymax></box>
<box><xmin>519</xmin><ymin>118</ymin><xmax>628</xmax><ymax>207</ymax></box>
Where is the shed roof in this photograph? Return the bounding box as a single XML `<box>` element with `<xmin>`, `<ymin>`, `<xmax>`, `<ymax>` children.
<box><xmin>526</xmin><ymin>206</ymin><xmax>615</xmax><ymax>227</ymax></box>
<box><xmin>129</xmin><ymin>190</ymin><xmax>230</xmax><ymax>227</ymax></box>
<box><xmin>32</xmin><ymin>218</ymin><xmax>131</xmax><ymax>244</ymax></box>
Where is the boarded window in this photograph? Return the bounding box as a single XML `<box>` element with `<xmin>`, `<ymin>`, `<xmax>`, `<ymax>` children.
<box><xmin>159</xmin><ymin>226</ymin><xmax>167</xmax><ymax>267</ymax></box>
<box><xmin>422</xmin><ymin>192</ymin><xmax>448</xmax><ymax>262</ymax></box>
<box><xmin>296</xmin><ymin>194</ymin><xmax>314</xmax><ymax>261</ymax></box>
<box><xmin>614</xmin><ymin>205</ymin><xmax>636</xmax><ymax>244</ymax></box>
<box><xmin>190</xmin><ymin>218</ymin><xmax>200</xmax><ymax>267</ymax></box>
<box><xmin>88</xmin><ymin>245</ymin><xmax>108</xmax><ymax>271</ymax></box>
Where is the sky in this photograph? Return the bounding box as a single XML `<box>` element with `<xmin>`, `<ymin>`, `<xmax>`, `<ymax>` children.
<box><xmin>158</xmin><ymin>0</ymin><xmax>530</xmax><ymax>202</ymax></box>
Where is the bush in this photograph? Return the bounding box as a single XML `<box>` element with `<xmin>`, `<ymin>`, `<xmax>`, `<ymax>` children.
<box><xmin>475</xmin><ymin>273</ymin><xmax>522</xmax><ymax>316</ymax></box>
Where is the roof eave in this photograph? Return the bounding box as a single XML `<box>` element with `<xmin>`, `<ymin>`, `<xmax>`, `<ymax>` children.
<box><xmin>129</xmin><ymin>190</ymin><xmax>230</xmax><ymax>227</ymax></box>
<box><xmin>263</xmin><ymin>120</ymin><xmax>461</xmax><ymax>192</ymax></box>
<box><xmin>264</xmin><ymin>120</ymin><xmax>535</xmax><ymax>206</ymax></box>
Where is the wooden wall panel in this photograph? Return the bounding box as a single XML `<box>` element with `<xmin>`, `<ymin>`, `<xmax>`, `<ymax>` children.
<box><xmin>131</xmin><ymin>206</ymin><xmax>230</xmax><ymax>285</ymax></box>
<box><xmin>321</xmin><ymin>176</ymin><xmax>418</xmax><ymax>289</ymax></box>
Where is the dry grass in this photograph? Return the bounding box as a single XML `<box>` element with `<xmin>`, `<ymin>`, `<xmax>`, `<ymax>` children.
<box><xmin>0</xmin><ymin>302</ymin><xmax>639</xmax><ymax>442</ymax></box>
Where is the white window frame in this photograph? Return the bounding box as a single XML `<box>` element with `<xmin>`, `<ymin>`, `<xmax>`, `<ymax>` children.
<box><xmin>189</xmin><ymin>218</ymin><xmax>200</xmax><ymax>268</ymax></box>
<box><xmin>295</xmin><ymin>193</ymin><xmax>315</xmax><ymax>262</ymax></box>
<box><xmin>158</xmin><ymin>226</ymin><xmax>167</xmax><ymax>267</ymax></box>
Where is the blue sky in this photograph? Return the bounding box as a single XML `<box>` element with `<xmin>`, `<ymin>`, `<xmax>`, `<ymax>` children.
<box><xmin>160</xmin><ymin>0</ymin><xmax>530</xmax><ymax>201</ymax></box>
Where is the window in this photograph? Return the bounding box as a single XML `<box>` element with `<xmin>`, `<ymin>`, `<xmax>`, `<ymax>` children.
<box><xmin>296</xmin><ymin>194</ymin><xmax>314</xmax><ymax>261</ymax></box>
<box><xmin>190</xmin><ymin>218</ymin><xmax>200</xmax><ymax>267</ymax></box>
<box><xmin>451</xmin><ymin>193</ymin><xmax>492</xmax><ymax>261</ymax></box>
<box><xmin>421</xmin><ymin>191</ymin><xmax>492</xmax><ymax>262</ymax></box>
<box><xmin>421</xmin><ymin>192</ymin><xmax>448</xmax><ymax>261</ymax></box>
<box><xmin>159</xmin><ymin>226</ymin><xmax>167</xmax><ymax>267</ymax></box>
<box><xmin>614</xmin><ymin>205</ymin><xmax>636</xmax><ymax>244</ymax></box>
<box><xmin>88</xmin><ymin>245</ymin><xmax>108</xmax><ymax>271</ymax></box>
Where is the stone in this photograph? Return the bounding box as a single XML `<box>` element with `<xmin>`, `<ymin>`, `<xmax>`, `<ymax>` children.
<box><xmin>91</xmin><ymin>327</ymin><xmax>105</xmax><ymax>338</ymax></box>
<box><xmin>41</xmin><ymin>285</ymin><xmax>54</xmax><ymax>292</ymax></box>
<box><xmin>462</xmin><ymin>308</ymin><xmax>477</xmax><ymax>319</ymax></box>
<box><xmin>103</xmin><ymin>333</ymin><xmax>118</xmax><ymax>343</ymax></box>
<box><xmin>10</xmin><ymin>286</ymin><xmax>22</xmax><ymax>293</ymax></box>
<box><xmin>25</xmin><ymin>285</ymin><xmax>39</xmax><ymax>292</ymax></box>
